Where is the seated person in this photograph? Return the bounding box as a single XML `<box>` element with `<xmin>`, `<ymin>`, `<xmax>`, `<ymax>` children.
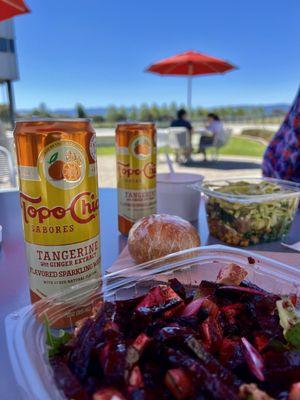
<box><xmin>263</xmin><ymin>88</ymin><xmax>300</xmax><ymax>182</ymax></box>
<box><xmin>170</xmin><ymin>109</ymin><xmax>193</xmax><ymax>162</ymax></box>
<box><xmin>199</xmin><ymin>113</ymin><xmax>224</xmax><ymax>161</ymax></box>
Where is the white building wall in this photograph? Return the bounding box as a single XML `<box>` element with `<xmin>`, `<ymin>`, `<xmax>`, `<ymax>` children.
<box><xmin>0</xmin><ymin>19</ymin><xmax>15</xmax><ymax>37</ymax></box>
<box><xmin>0</xmin><ymin>19</ymin><xmax>19</xmax><ymax>81</ymax></box>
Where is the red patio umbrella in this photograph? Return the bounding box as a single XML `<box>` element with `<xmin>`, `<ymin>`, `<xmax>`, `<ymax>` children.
<box><xmin>0</xmin><ymin>0</ymin><xmax>30</xmax><ymax>22</ymax></box>
<box><xmin>146</xmin><ymin>50</ymin><xmax>236</xmax><ymax>112</ymax></box>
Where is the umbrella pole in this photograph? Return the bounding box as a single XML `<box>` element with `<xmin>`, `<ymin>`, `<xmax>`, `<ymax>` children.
<box><xmin>6</xmin><ymin>81</ymin><xmax>15</xmax><ymax>129</ymax></box>
<box><xmin>187</xmin><ymin>76</ymin><xmax>192</xmax><ymax>115</ymax></box>
<box><xmin>187</xmin><ymin>64</ymin><xmax>193</xmax><ymax>116</ymax></box>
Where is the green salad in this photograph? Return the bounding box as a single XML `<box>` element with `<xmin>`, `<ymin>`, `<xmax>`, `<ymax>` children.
<box><xmin>206</xmin><ymin>181</ymin><xmax>299</xmax><ymax>246</ymax></box>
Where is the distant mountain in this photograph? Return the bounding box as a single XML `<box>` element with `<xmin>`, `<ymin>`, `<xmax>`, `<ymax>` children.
<box><xmin>260</xmin><ymin>104</ymin><xmax>290</xmax><ymax>115</ymax></box>
<box><xmin>17</xmin><ymin>103</ymin><xmax>290</xmax><ymax>116</ymax></box>
<box><xmin>17</xmin><ymin>107</ymin><xmax>108</xmax><ymax>116</ymax></box>
<box><xmin>213</xmin><ymin>103</ymin><xmax>290</xmax><ymax>115</ymax></box>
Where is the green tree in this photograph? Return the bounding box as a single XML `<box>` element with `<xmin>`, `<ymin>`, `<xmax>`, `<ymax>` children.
<box><xmin>76</xmin><ymin>103</ymin><xmax>87</xmax><ymax>118</ymax></box>
<box><xmin>106</xmin><ymin>105</ymin><xmax>119</xmax><ymax>122</ymax></box>
<box><xmin>127</xmin><ymin>105</ymin><xmax>137</xmax><ymax>121</ymax></box>
<box><xmin>213</xmin><ymin>107</ymin><xmax>232</xmax><ymax>119</ymax></box>
<box><xmin>235</xmin><ymin>107</ymin><xmax>246</xmax><ymax>117</ymax></box>
<box><xmin>168</xmin><ymin>102</ymin><xmax>178</xmax><ymax>118</ymax></box>
<box><xmin>32</xmin><ymin>102</ymin><xmax>52</xmax><ymax>117</ymax></box>
<box><xmin>139</xmin><ymin>103</ymin><xmax>151</xmax><ymax>121</ymax></box>
<box><xmin>255</xmin><ymin>107</ymin><xmax>265</xmax><ymax>117</ymax></box>
<box><xmin>150</xmin><ymin>103</ymin><xmax>160</xmax><ymax>121</ymax></box>
<box><xmin>159</xmin><ymin>103</ymin><xmax>170</xmax><ymax>120</ymax></box>
<box><xmin>194</xmin><ymin>106</ymin><xmax>206</xmax><ymax>119</ymax></box>
<box><xmin>92</xmin><ymin>115</ymin><xmax>105</xmax><ymax>123</ymax></box>
<box><xmin>116</xmin><ymin>106</ymin><xmax>128</xmax><ymax>122</ymax></box>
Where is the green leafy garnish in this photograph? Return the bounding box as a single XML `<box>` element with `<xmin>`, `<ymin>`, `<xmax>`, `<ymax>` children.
<box><xmin>276</xmin><ymin>298</ymin><xmax>300</xmax><ymax>349</ymax></box>
<box><xmin>44</xmin><ymin>317</ymin><xmax>72</xmax><ymax>357</ymax></box>
<box><xmin>285</xmin><ymin>323</ymin><xmax>300</xmax><ymax>348</ymax></box>
<box><xmin>49</xmin><ymin>152</ymin><xmax>58</xmax><ymax>164</ymax></box>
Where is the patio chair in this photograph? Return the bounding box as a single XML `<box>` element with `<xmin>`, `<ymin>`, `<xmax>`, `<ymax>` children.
<box><xmin>200</xmin><ymin>128</ymin><xmax>232</xmax><ymax>161</ymax></box>
<box><xmin>168</xmin><ymin>127</ymin><xmax>190</xmax><ymax>163</ymax></box>
<box><xmin>0</xmin><ymin>145</ymin><xmax>16</xmax><ymax>188</ymax></box>
<box><xmin>212</xmin><ymin>128</ymin><xmax>232</xmax><ymax>159</ymax></box>
<box><xmin>156</xmin><ymin>128</ymin><xmax>171</xmax><ymax>164</ymax></box>
<box><xmin>157</xmin><ymin>128</ymin><xmax>169</xmax><ymax>148</ymax></box>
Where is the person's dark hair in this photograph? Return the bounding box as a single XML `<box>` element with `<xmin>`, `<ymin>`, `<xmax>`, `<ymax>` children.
<box><xmin>207</xmin><ymin>113</ymin><xmax>220</xmax><ymax>121</ymax></box>
<box><xmin>177</xmin><ymin>108</ymin><xmax>187</xmax><ymax>119</ymax></box>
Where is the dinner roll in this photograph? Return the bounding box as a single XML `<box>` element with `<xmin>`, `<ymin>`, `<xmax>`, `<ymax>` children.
<box><xmin>128</xmin><ymin>214</ymin><xmax>200</xmax><ymax>263</ymax></box>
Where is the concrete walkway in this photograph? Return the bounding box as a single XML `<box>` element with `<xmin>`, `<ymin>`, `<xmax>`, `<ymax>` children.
<box><xmin>98</xmin><ymin>153</ymin><xmax>262</xmax><ymax>188</ymax></box>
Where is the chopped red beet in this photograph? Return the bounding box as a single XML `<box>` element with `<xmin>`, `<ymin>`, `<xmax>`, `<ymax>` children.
<box><xmin>128</xmin><ymin>365</ymin><xmax>144</xmax><ymax>388</ymax></box>
<box><xmin>289</xmin><ymin>294</ymin><xmax>298</xmax><ymax>306</ymax></box>
<box><xmin>165</xmin><ymin>368</ymin><xmax>194</xmax><ymax>399</ymax></box>
<box><xmin>125</xmin><ymin>333</ymin><xmax>151</xmax><ymax>380</ymax></box>
<box><xmin>221</xmin><ymin>303</ymin><xmax>244</xmax><ymax>325</ymax></box>
<box><xmin>289</xmin><ymin>382</ymin><xmax>300</xmax><ymax>400</ymax></box>
<box><xmin>93</xmin><ymin>388</ymin><xmax>126</xmax><ymax>400</ymax></box>
<box><xmin>253</xmin><ymin>333</ymin><xmax>269</xmax><ymax>353</ymax></box>
<box><xmin>169</xmin><ymin>278</ymin><xmax>187</xmax><ymax>300</ymax></box>
<box><xmin>219</xmin><ymin>338</ymin><xmax>244</xmax><ymax>368</ymax></box>
<box><xmin>49</xmin><ymin>264</ymin><xmax>300</xmax><ymax>400</ymax></box>
<box><xmin>201</xmin><ymin>316</ymin><xmax>223</xmax><ymax>353</ymax></box>
<box><xmin>50</xmin><ymin>356</ymin><xmax>89</xmax><ymax>400</ymax></box>
<box><xmin>135</xmin><ymin>285</ymin><xmax>184</xmax><ymax>318</ymax></box>
<box><xmin>100</xmin><ymin>340</ymin><xmax>127</xmax><ymax>384</ymax></box>
<box><xmin>217</xmin><ymin>285</ymin><xmax>269</xmax><ymax>296</ymax></box>
<box><xmin>166</xmin><ymin>348</ymin><xmax>241</xmax><ymax>399</ymax></box>
<box><xmin>132</xmin><ymin>332</ymin><xmax>151</xmax><ymax>353</ymax></box>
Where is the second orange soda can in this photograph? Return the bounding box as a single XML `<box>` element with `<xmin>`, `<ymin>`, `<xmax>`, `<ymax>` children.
<box><xmin>115</xmin><ymin>123</ymin><xmax>157</xmax><ymax>235</ymax></box>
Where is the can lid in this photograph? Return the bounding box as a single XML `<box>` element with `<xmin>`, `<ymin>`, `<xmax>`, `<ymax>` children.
<box><xmin>116</xmin><ymin>121</ymin><xmax>155</xmax><ymax>127</ymax></box>
<box><xmin>15</xmin><ymin>118</ymin><xmax>91</xmax><ymax>123</ymax></box>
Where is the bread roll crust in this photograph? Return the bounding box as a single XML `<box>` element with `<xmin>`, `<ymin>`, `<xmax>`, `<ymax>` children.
<box><xmin>128</xmin><ymin>214</ymin><xmax>200</xmax><ymax>263</ymax></box>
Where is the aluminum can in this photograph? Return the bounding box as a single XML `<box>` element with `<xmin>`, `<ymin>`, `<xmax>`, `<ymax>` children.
<box><xmin>116</xmin><ymin>122</ymin><xmax>156</xmax><ymax>235</ymax></box>
<box><xmin>14</xmin><ymin>119</ymin><xmax>101</xmax><ymax>314</ymax></box>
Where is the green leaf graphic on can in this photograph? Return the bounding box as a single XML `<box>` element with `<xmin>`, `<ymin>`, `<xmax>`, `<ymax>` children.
<box><xmin>49</xmin><ymin>152</ymin><xmax>58</xmax><ymax>164</ymax></box>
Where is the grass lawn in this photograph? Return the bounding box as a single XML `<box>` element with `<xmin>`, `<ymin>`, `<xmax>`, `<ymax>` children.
<box><xmin>207</xmin><ymin>136</ymin><xmax>266</xmax><ymax>158</ymax></box>
<box><xmin>97</xmin><ymin>136</ymin><xmax>266</xmax><ymax>158</ymax></box>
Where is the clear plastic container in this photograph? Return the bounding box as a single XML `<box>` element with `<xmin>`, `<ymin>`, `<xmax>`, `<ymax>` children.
<box><xmin>5</xmin><ymin>244</ymin><xmax>300</xmax><ymax>400</ymax></box>
<box><xmin>193</xmin><ymin>177</ymin><xmax>300</xmax><ymax>247</ymax></box>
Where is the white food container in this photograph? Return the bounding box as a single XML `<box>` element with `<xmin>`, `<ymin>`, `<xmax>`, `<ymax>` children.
<box><xmin>157</xmin><ymin>172</ymin><xmax>203</xmax><ymax>221</ymax></box>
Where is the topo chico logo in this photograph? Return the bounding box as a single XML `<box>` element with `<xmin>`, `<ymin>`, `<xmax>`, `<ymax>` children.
<box><xmin>117</xmin><ymin>161</ymin><xmax>156</xmax><ymax>179</ymax></box>
<box><xmin>20</xmin><ymin>191</ymin><xmax>99</xmax><ymax>224</ymax></box>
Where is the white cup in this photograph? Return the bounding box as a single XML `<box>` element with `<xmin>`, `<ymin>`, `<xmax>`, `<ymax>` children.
<box><xmin>157</xmin><ymin>173</ymin><xmax>204</xmax><ymax>221</ymax></box>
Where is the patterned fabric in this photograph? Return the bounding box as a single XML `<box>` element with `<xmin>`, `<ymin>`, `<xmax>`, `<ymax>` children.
<box><xmin>262</xmin><ymin>88</ymin><xmax>300</xmax><ymax>182</ymax></box>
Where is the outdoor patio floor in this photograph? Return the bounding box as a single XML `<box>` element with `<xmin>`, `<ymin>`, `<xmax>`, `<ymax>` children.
<box><xmin>97</xmin><ymin>154</ymin><xmax>262</xmax><ymax>187</ymax></box>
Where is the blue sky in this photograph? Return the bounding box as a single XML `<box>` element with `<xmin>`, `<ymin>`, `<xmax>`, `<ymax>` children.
<box><xmin>12</xmin><ymin>0</ymin><xmax>300</xmax><ymax>109</ymax></box>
